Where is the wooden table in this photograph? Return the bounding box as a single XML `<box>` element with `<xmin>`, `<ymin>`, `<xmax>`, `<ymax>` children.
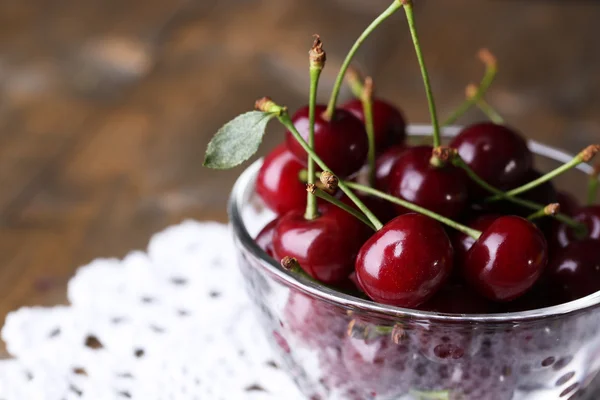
<box><xmin>0</xmin><ymin>0</ymin><xmax>599</xmax><ymax>355</ymax></box>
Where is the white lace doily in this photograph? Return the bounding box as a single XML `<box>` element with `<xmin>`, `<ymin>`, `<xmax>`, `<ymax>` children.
<box><xmin>0</xmin><ymin>219</ymin><xmax>303</xmax><ymax>400</ymax></box>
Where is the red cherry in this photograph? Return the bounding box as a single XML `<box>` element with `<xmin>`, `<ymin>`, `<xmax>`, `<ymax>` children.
<box><xmin>450</xmin><ymin>122</ymin><xmax>533</xmax><ymax>196</ymax></box>
<box><xmin>387</xmin><ymin>146</ymin><xmax>469</xmax><ymax>219</ymax></box>
<box><xmin>342</xmin><ymin>98</ymin><xmax>406</xmax><ymax>152</ymax></box>
<box><xmin>419</xmin><ymin>283</ymin><xmax>493</xmax><ymax>314</ymax></box>
<box><xmin>285</xmin><ymin>105</ymin><xmax>368</xmax><ymax>177</ymax></box>
<box><xmin>273</xmin><ymin>205</ymin><xmax>366</xmax><ymax>284</ymax></box>
<box><xmin>546</xmin><ymin>239</ymin><xmax>600</xmax><ymax>302</ymax></box>
<box><xmin>551</xmin><ymin>205</ymin><xmax>600</xmax><ymax>248</ymax></box>
<box><xmin>374</xmin><ymin>144</ymin><xmax>408</xmax><ymax>191</ymax></box>
<box><xmin>355</xmin><ymin>213</ymin><xmax>453</xmax><ymax>308</ymax></box>
<box><xmin>256</xmin><ymin>144</ymin><xmax>306</xmax><ymax>215</ymax></box>
<box><xmin>463</xmin><ymin>216</ymin><xmax>548</xmax><ymax>302</ymax></box>
<box><xmin>556</xmin><ymin>190</ymin><xmax>580</xmax><ymax>216</ymax></box>
<box><xmin>451</xmin><ymin>214</ymin><xmax>500</xmax><ymax>268</ymax></box>
<box><xmin>255</xmin><ymin>219</ymin><xmax>278</xmax><ymax>257</ymax></box>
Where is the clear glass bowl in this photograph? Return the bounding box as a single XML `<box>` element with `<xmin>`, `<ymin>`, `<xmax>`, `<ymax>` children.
<box><xmin>229</xmin><ymin>125</ymin><xmax>600</xmax><ymax>400</ymax></box>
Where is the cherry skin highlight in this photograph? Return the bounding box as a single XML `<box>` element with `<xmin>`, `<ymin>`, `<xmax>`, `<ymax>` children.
<box><xmin>355</xmin><ymin>213</ymin><xmax>453</xmax><ymax>308</ymax></box>
<box><xmin>463</xmin><ymin>216</ymin><xmax>548</xmax><ymax>302</ymax></box>
<box><xmin>256</xmin><ymin>144</ymin><xmax>307</xmax><ymax>215</ymax></box>
<box><xmin>387</xmin><ymin>146</ymin><xmax>469</xmax><ymax>219</ymax></box>
<box><xmin>450</xmin><ymin>122</ymin><xmax>533</xmax><ymax>196</ymax></box>
<box><xmin>545</xmin><ymin>239</ymin><xmax>600</xmax><ymax>303</ymax></box>
<box><xmin>374</xmin><ymin>144</ymin><xmax>408</xmax><ymax>191</ymax></box>
<box><xmin>273</xmin><ymin>205</ymin><xmax>367</xmax><ymax>284</ymax></box>
<box><xmin>285</xmin><ymin>105</ymin><xmax>368</xmax><ymax>177</ymax></box>
<box><xmin>551</xmin><ymin>205</ymin><xmax>600</xmax><ymax>248</ymax></box>
<box><xmin>342</xmin><ymin>98</ymin><xmax>407</xmax><ymax>152</ymax></box>
<box><xmin>255</xmin><ymin>219</ymin><xmax>278</xmax><ymax>257</ymax></box>
<box><xmin>451</xmin><ymin>214</ymin><xmax>499</xmax><ymax>268</ymax></box>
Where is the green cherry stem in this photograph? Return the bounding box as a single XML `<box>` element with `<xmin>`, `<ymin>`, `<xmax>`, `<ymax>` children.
<box><xmin>444</xmin><ymin>149</ymin><xmax>587</xmax><ymax>233</ymax></box>
<box><xmin>588</xmin><ymin>163</ymin><xmax>600</xmax><ymax>205</ymax></box>
<box><xmin>257</xmin><ymin>98</ymin><xmax>384</xmax><ymax>230</ymax></box>
<box><xmin>305</xmin><ymin>36</ymin><xmax>326</xmax><ymax>220</ymax></box>
<box><xmin>324</xmin><ymin>1</ymin><xmax>404</xmax><ymax>120</ymax></box>
<box><xmin>343</xmin><ymin>181</ymin><xmax>482</xmax><ymax>239</ymax></box>
<box><xmin>527</xmin><ymin>203</ymin><xmax>560</xmax><ymax>221</ymax></box>
<box><xmin>487</xmin><ymin>144</ymin><xmax>600</xmax><ymax>202</ymax></box>
<box><xmin>362</xmin><ymin>77</ymin><xmax>377</xmax><ymax>187</ymax></box>
<box><xmin>345</xmin><ymin>67</ymin><xmax>364</xmax><ymax>99</ymax></box>
<box><xmin>402</xmin><ymin>0</ymin><xmax>442</xmax><ymax>148</ymax></box>
<box><xmin>307</xmin><ymin>184</ymin><xmax>376</xmax><ymax>231</ymax></box>
<box><xmin>443</xmin><ymin>49</ymin><xmax>497</xmax><ymax>126</ymax></box>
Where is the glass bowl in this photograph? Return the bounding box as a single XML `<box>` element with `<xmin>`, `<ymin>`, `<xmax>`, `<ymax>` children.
<box><xmin>229</xmin><ymin>125</ymin><xmax>600</xmax><ymax>400</ymax></box>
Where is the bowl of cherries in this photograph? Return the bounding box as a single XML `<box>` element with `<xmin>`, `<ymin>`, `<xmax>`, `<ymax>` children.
<box><xmin>206</xmin><ymin>1</ymin><xmax>600</xmax><ymax>399</ymax></box>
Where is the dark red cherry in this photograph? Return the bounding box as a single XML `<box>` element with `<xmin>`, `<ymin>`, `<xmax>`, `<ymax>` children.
<box><xmin>450</xmin><ymin>122</ymin><xmax>533</xmax><ymax>196</ymax></box>
<box><xmin>285</xmin><ymin>105</ymin><xmax>368</xmax><ymax>177</ymax></box>
<box><xmin>387</xmin><ymin>146</ymin><xmax>468</xmax><ymax>219</ymax></box>
<box><xmin>545</xmin><ymin>239</ymin><xmax>600</xmax><ymax>302</ymax></box>
<box><xmin>256</xmin><ymin>144</ymin><xmax>306</xmax><ymax>215</ymax></box>
<box><xmin>451</xmin><ymin>214</ymin><xmax>499</xmax><ymax>268</ymax></box>
<box><xmin>273</xmin><ymin>205</ymin><xmax>366</xmax><ymax>284</ymax></box>
<box><xmin>342</xmin><ymin>98</ymin><xmax>406</xmax><ymax>152</ymax></box>
<box><xmin>463</xmin><ymin>216</ymin><xmax>548</xmax><ymax>302</ymax></box>
<box><xmin>374</xmin><ymin>144</ymin><xmax>408</xmax><ymax>191</ymax></box>
<box><xmin>552</xmin><ymin>205</ymin><xmax>600</xmax><ymax>248</ymax></box>
<box><xmin>556</xmin><ymin>190</ymin><xmax>580</xmax><ymax>217</ymax></box>
<box><xmin>355</xmin><ymin>213</ymin><xmax>453</xmax><ymax>308</ymax></box>
<box><xmin>419</xmin><ymin>282</ymin><xmax>493</xmax><ymax>314</ymax></box>
<box><xmin>255</xmin><ymin>219</ymin><xmax>278</xmax><ymax>257</ymax></box>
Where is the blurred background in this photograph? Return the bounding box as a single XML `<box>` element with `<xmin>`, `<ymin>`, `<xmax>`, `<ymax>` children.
<box><xmin>0</xmin><ymin>0</ymin><xmax>599</xmax><ymax>353</ymax></box>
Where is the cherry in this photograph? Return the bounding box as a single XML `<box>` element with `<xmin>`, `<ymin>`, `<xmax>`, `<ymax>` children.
<box><xmin>551</xmin><ymin>205</ymin><xmax>600</xmax><ymax>248</ymax></box>
<box><xmin>256</xmin><ymin>144</ymin><xmax>307</xmax><ymax>215</ymax></box>
<box><xmin>545</xmin><ymin>239</ymin><xmax>600</xmax><ymax>303</ymax></box>
<box><xmin>387</xmin><ymin>146</ymin><xmax>469</xmax><ymax>219</ymax></box>
<box><xmin>355</xmin><ymin>213</ymin><xmax>453</xmax><ymax>308</ymax></box>
<box><xmin>419</xmin><ymin>282</ymin><xmax>493</xmax><ymax>314</ymax></box>
<box><xmin>463</xmin><ymin>216</ymin><xmax>548</xmax><ymax>302</ymax></box>
<box><xmin>450</xmin><ymin>122</ymin><xmax>533</xmax><ymax>196</ymax></box>
<box><xmin>285</xmin><ymin>105</ymin><xmax>368</xmax><ymax>177</ymax></box>
<box><xmin>374</xmin><ymin>144</ymin><xmax>408</xmax><ymax>191</ymax></box>
<box><xmin>342</xmin><ymin>98</ymin><xmax>406</xmax><ymax>152</ymax></box>
<box><xmin>451</xmin><ymin>214</ymin><xmax>499</xmax><ymax>269</ymax></box>
<box><xmin>273</xmin><ymin>205</ymin><xmax>367</xmax><ymax>284</ymax></box>
<box><xmin>556</xmin><ymin>190</ymin><xmax>580</xmax><ymax>216</ymax></box>
<box><xmin>255</xmin><ymin>219</ymin><xmax>278</xmax><ymax>257</ymax></box>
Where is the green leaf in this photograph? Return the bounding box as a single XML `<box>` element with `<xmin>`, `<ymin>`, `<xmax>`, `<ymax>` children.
<box><xmin>203</xmin><ymin>111</ymin><xmax>275</xmax><ymax>169</ymax></box>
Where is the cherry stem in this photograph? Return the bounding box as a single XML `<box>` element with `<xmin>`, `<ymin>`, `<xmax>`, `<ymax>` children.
<box><xmin>324</xmin><ymin>1</ymin><xmax>403</xmax><ymax>120</ymax></box>
<box><xmin>448</xmin><ymin>151</ymin><xmax>587</xmax><ymax>234</ymax></box>
<box><xmin>362</xmin><ymin>77</ymin><xmax>377</xmax><ymax>187</ymax></box>
<box><xmin>305</xmin><ymin>36</ymin><xmax>326</xmax><ymax>221</ymax></box>
<box><xmin>261</xmin><ymin>99</ymin><xmax>384</xmax><ymax>230</ymax></box>
<box><xmin>345</xmin><ymin>67</ymin><xmax>364</xmax><ymax>99</ymax></box>
<box><xmin>527</xmin><ymin>203</ymin><xmax>560</xmax><ymax>221</ymax></box>
<box><xmin>587</xmin><ymin>163</ymin><xmax>600</xmax><ymax>205</ymax></box>
<box><xmin>402</xmin><ymin>0</ymin><xmax>442</xmax><ymax>149</ymax></box>
<box><xmin>343</xmin><ymin>181</ymin><xmax>482</xmax><ymax>239</ymax></box>
<box><xmin>307</xmin><ymin>184</ymin><xmax>376</xmax><ymax>231</ymax></box>
<box><xmin>443</xmin><ymin>49</ymin><xmax>497</xmax><ymax>126</ymax></box>
<box><xmin>475</xmin><ymin>95</ymin><xmax>505</xmax><ymax>124</ymax></box>
<box><xmin>280</xmin><ymin>256</ymin><xmax>323</xmax><ymax>284</ymax></box>
<box><xmin>486</xmin><ymin>145</ymin><xmax>600</xmax><ymax>202</ymax></box>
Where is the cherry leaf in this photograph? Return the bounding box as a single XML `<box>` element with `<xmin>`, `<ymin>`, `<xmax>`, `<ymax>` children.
<box><xmin>203</xmin><ymin>111</ymin><xmax>275</xmax><ymax>169</ymax></box>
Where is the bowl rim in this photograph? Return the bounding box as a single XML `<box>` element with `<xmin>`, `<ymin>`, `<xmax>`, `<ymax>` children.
<box><xmin>229</xmin><ymin>124</ymin><xmax>600</xmax><ymax>323</ymax></box>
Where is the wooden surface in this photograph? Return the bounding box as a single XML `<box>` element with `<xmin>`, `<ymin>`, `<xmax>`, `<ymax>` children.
<box><xmin>0</xmin><ymin>0</ymin><xmax>599</xmax><ymax>355</ymax></box>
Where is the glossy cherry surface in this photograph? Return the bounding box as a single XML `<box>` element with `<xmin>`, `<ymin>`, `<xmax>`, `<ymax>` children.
<box><xmin>463</xmin><ymin>216</ymin><xmax>548</xmax><ymax>302</ymax></box>
<box><xmin>387</xmin><ymin>146</ymin><xmax>468</xmax><ymax>219</ymax></box>
<box><xmin>342</xmin><ymin>98</ymin><xmax>406</xmax><ymax>152</ymax></box>
<box><xmin>545</xmin><ymin>239</ymin><xmax>600</xmax><ymax>303</ymax></box>
<box><xmin>551</xmin><ymin>205</ymin><xmax>600</xmax><ymax>248</ymax></box>
<box><xmin>374</xmin><ymin>144</ymin><xmax>408</xmax><ymax>191</ymax></box>
<box><xmin>255</xmin><ymin>219</ymin><xmax>278</xmax><ymax>257</ymax></box>
<box><xmin>273</xmin><ymin>205</ymin><xmax>367</xmax><ymax>284</ymax></box>
<box><xmin>450</xmin><ymin>122</ymin><xmax>533</xmax><ymax>195</ymax></box>
<box><xmin>451</xmin><ymin>214</ymin><xmax>499</xmax><ymax>268</ymax></box>
<box><xmin>355</xmin><ymin>213</ymin><xmax>453</xmax><ymax>308</ymax></box>
<box><xmin>285</xmin><ymin>105</ymin><xmax>368</xmax><ymax>177</ymax></box>
<box><xmin>256</xmin><ymin>144</ymin><xmax>306</xmax><ymax>215</ymax></box>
